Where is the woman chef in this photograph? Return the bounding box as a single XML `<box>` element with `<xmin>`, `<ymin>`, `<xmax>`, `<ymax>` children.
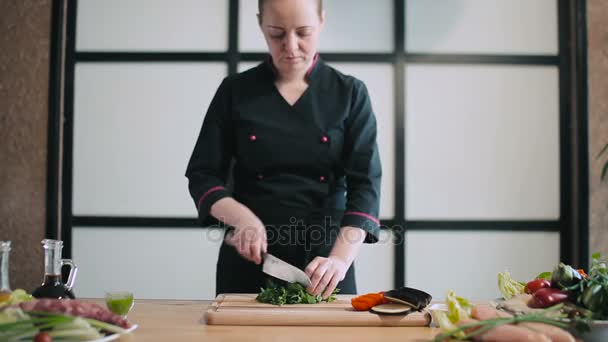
<box><xmin>186</xmin><ymin>0</ymin><xmax>381</xmax><ymax>299</ymax></box>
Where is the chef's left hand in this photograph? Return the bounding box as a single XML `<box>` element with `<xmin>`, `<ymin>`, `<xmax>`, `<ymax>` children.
<box><xmin>305</xmin><ymin>256</ymin><xmax>349</xmax><ymax>299</ymax></box>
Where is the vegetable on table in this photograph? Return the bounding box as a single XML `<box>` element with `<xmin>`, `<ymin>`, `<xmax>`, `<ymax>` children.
<box><xmin>535</xmin><ymin>271</ymin><xmax>552</xmax><ymax>280</ymax></box>
<box><xmin>256</xmin><ymin>281</ymin><xmax>338</xmax><ymax>305</ymax></box>
<box><xmin>34</xmin><ymin>331</ymin><xmax>51</xmax><ymax>342</ymax></box>
<box><xmin>369</xmin><ymin>303</ymin><xmax>412</xmax><ymax>315</ymax></box>
<box><xmin>351</xmin><ymin>293</ymin><xmax>387</xmax><ymax>311</ymax></box>
<box><xmin>0</xmin><ymin>309</ymin><xmax>130</xmax><ymax>341</ymax></box>
<box><xmin>551</xmin><ymin>262</ymin><xmax>583</xmax><ymax>288</ymax></box>
<box><xmin>350</xmin><ymin>287</ymin><xmax>432</xmax><ymax>312</ymax></box>
<box><xmin>433</xmin><ymin>291</ymin><xmax>587</xmax><ymax>342</ymax></box>
<box><xmin>432</xmin><ymin>290</ymin><xmax>473</xmax><ymax>339</ymax></box>
<box><xmin>524</xmin><ymin>279</ymin><xmax>551</xmax><ymax>294</ymax></box>
<box><xmin>528</xmin><ymin>288</ymin><xmax>570</xmax><ymax>308</ymax></box>
<box><xmin>545</xmin><ymin>253</ymin><xmax>608</xmax><ymax>319</ymax></box>
<box><xmin>497</xmin><ymin>271</ymin><xmax>525</xmax><ymax>300</ymax></box>
<box><xmin>382</xmin><ymin>287</ymin><xmax>432</xmax><ymax>310</ymax></box>
<box><xmin>434</xmin><ymin>304</ymin><xmax>584</xmax><ymax>342</ymax></box>
<box><xmin>503</xmin><ymin>252</ymin><xmax>608</xmax><ymax>320</ymax></box>
<box><xmin>0</xmin><ymin>289</ymin><xmax>33</xmax><ymax>307</ymax></box>
<box><xmin>577</xmin><ymin>253</ymin><xmax>608</xmax><ymax>319</ymax></box>
<box><xmin>580</xmin><ymin>283</ymin><xmax>607</xmax><ymax>314</ymax></box>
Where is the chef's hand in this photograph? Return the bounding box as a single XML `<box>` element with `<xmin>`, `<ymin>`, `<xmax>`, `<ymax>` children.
<box><xmin>225</xmin><ymin>220</ymin><xmax>268</xmax><ymax>265</ymax></box>
<box><xmin>211</xmin><ymin>198</ymin><xmax>268</xmax><ymax>265</ymax></box>
<box><xmin>305</xmin><ymin>256</ymin><xmax>349</xmax><ymax>299</ymax></box>
<box><xmin>304</xmin><ymin>226</ymin><xmax>366</xmax><ymax>299</ymax></box>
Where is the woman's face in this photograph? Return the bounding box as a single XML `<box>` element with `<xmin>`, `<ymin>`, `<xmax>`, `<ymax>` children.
<box><xmin>258</xmin><ymin>0</ymin><xmax>324</xmax><ymax>76</ymax></box>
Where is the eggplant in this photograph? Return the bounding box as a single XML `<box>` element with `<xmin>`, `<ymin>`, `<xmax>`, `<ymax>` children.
<box><xmin>551</xmin><ymin>262</ymin><xmax>582</xmax><ymax>288</ymax></box>
<box><xmin>383</xmin><ymin>287</ymin><xmax>432</xmax><ymax>310</ymax></box>
<box><xmin>370</xmin><ymin>303</ymin><xmax>414</xmax><ymax>315</ymax></box>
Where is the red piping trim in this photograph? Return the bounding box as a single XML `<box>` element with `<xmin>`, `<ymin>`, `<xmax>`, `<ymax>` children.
<box><xmin>197</xmin><ymin>186</ymin><xmax>225</xmax><ymax>210</ymax></box>
<box><xmin>305</xmin><ymin>53</ymin><xmax>319</xmax><ymax>78</ymax></box>
<box><xmin>344</xmin><ymin>211</ymin><xmax>380</xmax><ymax>225</ymax></box>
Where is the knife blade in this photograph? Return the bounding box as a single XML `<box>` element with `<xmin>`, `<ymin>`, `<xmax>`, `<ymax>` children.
<box><xmin>262</xmin><ymin>253</ymin><xmax>312</xmax><ymax>287</ymax></box>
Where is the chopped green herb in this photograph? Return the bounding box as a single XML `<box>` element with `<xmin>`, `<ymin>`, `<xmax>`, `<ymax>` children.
<box><xmin>256</xmin><ymin>281</ymin><xmax>339</xmax><ymax>305</ymax></box>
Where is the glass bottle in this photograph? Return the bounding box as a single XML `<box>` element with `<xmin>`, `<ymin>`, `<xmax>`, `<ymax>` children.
<box><xmin>32</xmin><ymin>239</ymin><xmax>78</xmax><ymax>299</ymax></box>
<box><xmin>0</xmin><ymin>241</ymin><xmax>11</xmax><ymax>300</ymax></box>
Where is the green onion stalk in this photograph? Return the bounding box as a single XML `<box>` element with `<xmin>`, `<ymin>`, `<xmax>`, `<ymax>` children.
<box><xmin>433</xmin><ymin>304</ymin><xmax>591</xmax><ymax>342</ymax></box>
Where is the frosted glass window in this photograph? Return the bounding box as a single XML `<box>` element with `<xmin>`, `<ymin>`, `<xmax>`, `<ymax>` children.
<box><xmin>73</xmin><ymin>227</ymin><xmax>223</xmax><ymax>299</ymax></box>
<box><xmin>405</xmin><ymin>65</ymin><xmax>559</xmax><ymax>220</ymax></box>
<box><xmin>330</xmin><ymin>63</ymin><xmax>395</xmax><ymax>219</ymax></box>
<box><xmin>76</xmin><ymin>0</ymin><xmax>229</xmax><ymax>52</ymax></box>
<box><xmin>239</xmin><ymin>0</ymin><xmax>393</xmax><ymax>52</ymax></box>
<box><xmin>74</xmin><ymin>227</ymin><xmax>392</xmax><ymax>298</ymax></box>
<box><xmin>73</xmin><ymin>63</ymin><xmax>227</xmax><ymax>217</ymax></box>
<box><xmin>405</xmin><ymin>231</ymin><xmax>559</xmax><ymax>300</ymax></box>
<box><xmin>237</xmin><ymin>62</ymin><xmax>262</xmax><ymax>73</ymax></box>
<box><xmin>406</xmin><ymin>0</ymin><xmax>558</xmax><ymax>55</ymax></box>
<box><xmin>355</xmin><ymin>230</ymin><xmax>394</xmax><ymax>294</ymax></box>
<box><xmin>237</xmin><ymin>0</ymin><xmax>265</xmax><ymax>52</ymax></box>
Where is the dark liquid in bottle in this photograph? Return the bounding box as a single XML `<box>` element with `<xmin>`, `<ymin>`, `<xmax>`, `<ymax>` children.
<box><xmin>32</xmin><ymin>274</ymin><xmax>75</xmax><ymax>299</ymax></box>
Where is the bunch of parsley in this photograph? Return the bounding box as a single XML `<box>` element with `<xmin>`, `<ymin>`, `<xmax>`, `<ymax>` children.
<box><xmin>256</xmin><ymin>281</ymin><xmax>339</xmax><ymax>305</ymax></box>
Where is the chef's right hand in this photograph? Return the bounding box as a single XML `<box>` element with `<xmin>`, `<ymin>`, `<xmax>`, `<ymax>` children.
<box><xmin>225</xmin><ymin>219</ymin><xmax>268</xmax><ymax>265</ymax></box>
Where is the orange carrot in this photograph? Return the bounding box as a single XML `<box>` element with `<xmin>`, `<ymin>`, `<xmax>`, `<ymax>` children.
<box><xmin>351</xmin><ymin>292</ymin><xmax>387</xmax><ymax>311</ymax></box>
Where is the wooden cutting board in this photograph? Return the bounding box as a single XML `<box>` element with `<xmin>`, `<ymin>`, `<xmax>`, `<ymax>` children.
<box><xmin>204</xmin><ymin>294</ymin><xmax>432</xmax><ymax>326</ymax></box>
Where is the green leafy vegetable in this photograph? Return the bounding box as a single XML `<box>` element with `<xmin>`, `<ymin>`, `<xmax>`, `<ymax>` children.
<box><xmin>0</xmin><ymin>289</ymin><xmax>34</xmax><ymax>307</ymax></box>
<box><xmin>0</xmin><ymin>307</ymin><xmax>31</xmax><ymax>325</ymax></box>
<box><xmin>434</xmin><ymin>290</ymin><xmax>473</xmax><ymax>338</ymax></box>
<box><xmin>433</xmin><ymin>310</ymin><xmax>460</xmax><ymax>335</ymax></box>
<box><xmin>445</xmin><ymin>290</ymin><xmax>472</xmax><ymax>323</ymax></box>
<box><xmin>256</xmin><ymin>281</ymin><xmax>339</xmax><ymax>305</ymax></box>
<box><xmin>552</xmin><ymin>263</ymin><xmax>583</xmax><ymax>288</ymax></box>
<box><xmin>535</xmin><ymin>272</ymin><xmax>552</xmax><ymax>280</ymax></box>
<box><xmin>578</xmin><ymin>253</ymin><xmax>608</xmax><ymax>319</ymax></box>
<box><xmin>0</xmin><ymin>309</ymin><xmax>130</xmax><ymax>341</ymax></box>
<box><xmin>529</xmin><ymin>253</ymin><xmax>608</xmax><ymax>320</ymax></box>
<box><xmin>497</xmin><ymin>271</ymin><xmax>525</xmax><ymax>300</ymax></box>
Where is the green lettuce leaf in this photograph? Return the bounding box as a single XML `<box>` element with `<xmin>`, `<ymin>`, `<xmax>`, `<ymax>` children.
<box><xmin>498</xmin><ymin>271</ymin><xmax>525</xmax><ymax>300</ymax></box>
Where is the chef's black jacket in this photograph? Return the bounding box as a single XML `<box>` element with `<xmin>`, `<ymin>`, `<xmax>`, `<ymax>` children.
<box><xmin>186</xmin><ymin>55</ymin><xmax>382</xmax><ymax>295</ymax></box>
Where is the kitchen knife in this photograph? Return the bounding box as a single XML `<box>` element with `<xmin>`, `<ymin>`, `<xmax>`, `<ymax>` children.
<box><xmin>262</xmin><ymin>253</ymin><xmax>312</xmax><ymax>287</ymax></box>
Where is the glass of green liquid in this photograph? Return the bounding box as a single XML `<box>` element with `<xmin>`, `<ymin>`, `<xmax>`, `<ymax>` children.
<box><xmin>105</xmin><ymin>291</ymin><xmax>134</xmax><ymax>319</ymax></box>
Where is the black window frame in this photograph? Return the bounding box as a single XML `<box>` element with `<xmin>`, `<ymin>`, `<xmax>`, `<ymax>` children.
<box><xmin>47</xmin><ymin>0</ymin><xmax>590</xmax><ymax>289</ymax></box>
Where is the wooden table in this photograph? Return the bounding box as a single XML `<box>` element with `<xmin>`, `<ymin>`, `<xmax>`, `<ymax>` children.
<box><xmin>87</xmin><ymin>299</ymin><xmax>441</xmax><ymax>342</ymax></box>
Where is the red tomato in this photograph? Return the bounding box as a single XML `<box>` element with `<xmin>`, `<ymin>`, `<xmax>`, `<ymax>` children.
<box><xmin>525</xmin><ymin>279</ymin><xmax>552</xmax><ymax>294</ymax></box>
<box><xmin>34</xmin><ymin>332</ymin><xmax>52</xmax><ymax>342</ymax></box>
<box><xmin>529</xmin><ymin>288</ymin><xmax>570</xmax><ymax>308</ymax></box>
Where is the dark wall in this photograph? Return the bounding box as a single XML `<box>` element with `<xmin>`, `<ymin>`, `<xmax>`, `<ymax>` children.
<box><xmin>588</xmin><ymin>0</ymin><xmax>608</xmax><ymax>258</ymax></box>
<box><xmin>0</xmin><ymin>0</ymin><xmax>52</xmax><ymax>290</ymax></box>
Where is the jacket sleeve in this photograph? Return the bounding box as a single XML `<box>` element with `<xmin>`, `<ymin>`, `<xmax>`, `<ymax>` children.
<box><xmin>340</xmin><ymin>79</ymin><xmax>382</xmax><ymax>243</ymax></box>
<box><xmin>185</xmin><ymin>77</ymin><xmax>234</xmax><ymax>223</ymax></box>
